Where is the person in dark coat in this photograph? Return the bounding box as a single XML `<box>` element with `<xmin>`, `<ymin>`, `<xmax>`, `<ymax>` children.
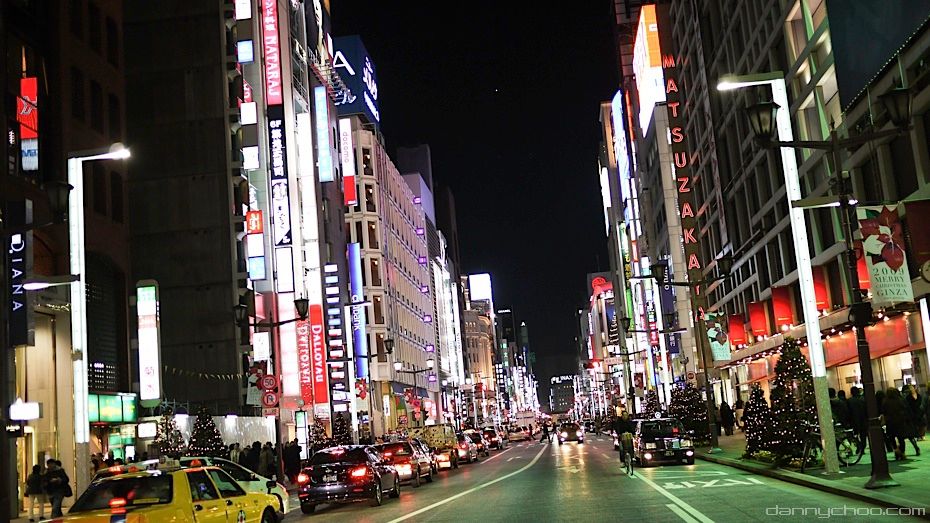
<box><xmin>829</xmin><ymin>388</ymin><xmax>850</xmax><ymax>428</ymax></box>
<box><xmin>875</xmin><ymin>389</ymin><xmax>894</xmax><ymax>452</ymax></box>
<box><xmin>43</xmin><ymin>459</ymin><xmax>70</xmax><ymax>517</ymax></box>
<box><xmin>902</xmin><ymin>384</ymin><xmax>923</xmax><ymax>454</ymax></box>
<box><xmin>883</xmin><ymin>388</ymin><xmax>918</xmax><ymax>460</ymax></box>
<box><xmin>847</xmin><ymin>386</ymin><xmax>868</xmax><ymax>452</ymax></box>
<box><xmin>25</xmin><ymin>464</ymin><xmax>46</xmax><ymax>522</ymax></box>
<box><xmin>719</xmin><ymin>402</ymin><xmax>735</xmax><ymax>436</ymax></box>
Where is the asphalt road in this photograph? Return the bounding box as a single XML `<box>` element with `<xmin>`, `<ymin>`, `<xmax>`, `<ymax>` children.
<box><xmin>282</xmin><ymin>435</ymin><xmax>927</xmax><ymax>522</ymax></box>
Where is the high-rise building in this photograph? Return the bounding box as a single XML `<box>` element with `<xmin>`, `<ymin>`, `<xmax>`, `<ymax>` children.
<box><xmin>549</xmin><ymin>376</ymin><xmax>575</xmax><ymax>414</ymax></box>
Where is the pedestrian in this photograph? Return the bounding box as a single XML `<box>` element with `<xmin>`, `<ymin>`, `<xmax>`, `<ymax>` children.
<box><xmin>284</xmin><ymin>440</ymin><xmax>300</xmax><ymax>483</ymax></box>
<box><xmin>903</xmin><ymin>384</ymin><xmax>926</xmax><ymax>440</ymax></box>
<box><xmin>734</xmin><ymin>398</ymin><xmax>745</xmax><ymax>431</ymax></box>
<box><xmin>848</xmin><ymin>386</ymin><xmax>868</xmax><ymax>452</ymax></box>
<box><xmin>539</xmin><ymin>422</ymin><xmax>550</xmax><ymax>443</ymax></box>
<box><xmin>829</xmin><ymin>388</ymin><xmax>850</xmax><ymax>428</ymax></box>
<box><xmin>25</xmin><ymin>464</ymin><xmax>46</xmax><ymax>522</ymax></box>
<box><xmin>259</xmin><ymin>442</ymin><xmax>275</xmax><ymax>478</ymax></box>
<box><xmin>719</xmin><ymin>402</ymin><xmax>735</xmax><ymax>436</ymax></box>
<box><xmin>229</xmin><ymin>443</ymin><xmax>240</xmax><ymax>464</ymax></box>
<box><xmin>883</xmin><ymin>388</ymin><xmax>918</xmax><ymax>460</ymax></box>
<box><xmin>875</xmin><ymin>389</ymin><xmax>895</xmax><ymax>453</ymax></box>
<box><xmin>43</xmin><ymin>459</ymin><xmax>71</xmax><ymax>517</ymax></box>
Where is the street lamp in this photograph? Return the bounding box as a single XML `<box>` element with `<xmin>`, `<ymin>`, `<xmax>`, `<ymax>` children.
<box><xmin>233</xmin><ymin>297</ymin><xmax>309</xmax><ymax>328</ymax></box>
<box><xmin>719</xmin><ymin>72</ymin><xmax>910</xmax><ymax>486</ymax></box>
<box><xmin>68</xmin><ymin>143</ymin><xmax>130</xmax><ymax>496</ymax></box>
<box><xmin>393</xmin><ymin>359</ymin><xmax>434</xmax><ymax>427</ymax></box>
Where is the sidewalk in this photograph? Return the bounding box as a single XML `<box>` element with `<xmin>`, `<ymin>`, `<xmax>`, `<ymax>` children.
<box><xmin>697</xmin><ymin>431</ymin><xmax>930</xmax><ymax>518</ymax></box>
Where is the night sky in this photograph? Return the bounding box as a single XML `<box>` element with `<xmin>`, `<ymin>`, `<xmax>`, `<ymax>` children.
<box><xmin>333</xmin><ymin>2</ymin><xmax>617</xmax><ymax>402</ymax></box>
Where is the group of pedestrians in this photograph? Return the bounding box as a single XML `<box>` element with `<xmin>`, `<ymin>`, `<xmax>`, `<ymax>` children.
<box><xmin>24</xmin><ymin>459</ymin><xmax>71</xmax><ymax>521</ymax></box>
<box><xmin>229</xmin><ymin>439</ymin><xmax>303</xmax><ymax>482</ymax></box>
<box><xmin>830</xmin><ymin>383</ymin><xmax>928</xmax><ymax>460</ymax></box>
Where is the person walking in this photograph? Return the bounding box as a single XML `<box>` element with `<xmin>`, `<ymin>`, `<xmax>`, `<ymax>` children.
<box><xmin>848</xmin><ymin>386</ymin><xmax>868</xmax><ymax>452</ymax></box>
<box><xmin>229</xmin><ymin>443</ymin><xmax>240</xmax><ymax>464</ymax></box>
<box><xmin>539</xmin><ymin>422</ymin><xmax>550</xmax><ymax>443</ymax></box>
<box><xmin>734</xmin><ymin>398</ymin><xmax>745</xmax><ymax>431</ymax></box>
<box><xmin>719</xmin><ymin>402</ymin><xmax>735</xmax><ymax>436</ymax></box>
<box><xmin>44</xmin><ymin>459</ymin><xmax>71</xmax><ymax>517</ymax></box>
<box><xmin>902</xmin><ymin>384</ymin><xmax>923</xmax><ymax>454</ymax></box>
<box><xmin>25</xmin><ymin>464</ymin><xmax>46</xmax><ymax>522</ymax></box>
<box><xmin>829</xmin><ymin>388</ymin><xmax>851</xmax><ymax>428</ymax></box>
<box><xmin>259</xmin><ymin>442</ymin><xmax>275</xmax><ymax>478</ymax></box>
<box><xmin>883</xmin><ymin>388</ymin><xmax>918</xmax><ymax>460</ymax></box>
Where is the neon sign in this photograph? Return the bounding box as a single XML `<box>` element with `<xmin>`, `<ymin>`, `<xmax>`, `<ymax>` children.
<box><xmin>261</xmin><ymin>0</ymin><xmax>282</xmax><ymax>105</ymax></box>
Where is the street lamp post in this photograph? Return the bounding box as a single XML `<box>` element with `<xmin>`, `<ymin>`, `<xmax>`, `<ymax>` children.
<box><xmin>68</xmin><ymin>143</ymin><xmax>130</xmax><ymax>496</ymax></box>
<box><xmin>394</xmin><ymin>358</ymin><xmax>434</xmax><ymax>428</ymax></box>
<box><xmin>721</xmin><ymin>74</ymin><xmax>909</xmax><ymax>487</ymax></box>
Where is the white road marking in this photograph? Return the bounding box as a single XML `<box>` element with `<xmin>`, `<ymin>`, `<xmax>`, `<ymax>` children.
<box><xmin>666</xmin><ymin>503</ymin><xmax>702</xmax><ymax>523</ymax></box>
<box><xmin>481</xmin><ymin>446</ymin><xmax>515</xmax><ymax>463</ymax></box>
<box><xmin>634</xmin><ymin>471</ymin><xmax>714</xmax><ymax>523</ymax></box>
<box><xmin>649</xmin><ymin>470</ymin><xmax>728</xmax><ymax>479</ymax></box>
<box><xmin>662</xmin><ymin>477</ymin><xmax>765</xmax><ymax>489</ymax></box>
<box><xmin>387</xmin><ymin>444</ymin><xmax>548</xmax><ymax>523</ymax></box>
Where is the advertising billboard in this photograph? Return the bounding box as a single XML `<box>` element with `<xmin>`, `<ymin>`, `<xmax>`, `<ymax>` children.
<box><xmin>18</xmin><ymin>77</ymin><xmax>38</xmax><ymax>171</ymax></box>
<box><xmin>348</xmin><ymin>243</ymin><xmax>368</xmax><ymax>379</ymax></box>
<box><xmin>261</xmin><ymin>0</ymin><xmax>282</xmax><ymax>106</ymax></box>
<box><xmin>632</xmin><ymin>4</ymin><xmax>665</xmax><ymax>134</ymax></box>
<box><xmin>857</xmin><ymin>205</ymin><xmax>914</xmax><ymax>305</ymax></box>
<box><xmin>309</xmin><ymin>304</ymin><xmax>329</xmax><ymax>406</ymax></box>
<box><xmin>339</xmin><ymin>118</ymin><xmax>358</xmax><ymax>206</ymax></box>
<box><xmin>297</xmin><ymin>319</ymin><xmax>314</xmax><ymax>407</ymax></box>
<box><xmin>137</xmin><ymin>281</ymin><xmax>162</xmax><ymax>407</ymax></box>
<box><xmin>468</xmin><ymin>273</ymin><xmax>493</xmax><ymax>302</ymax></box>
<box><xmin>333</xmin><ymin>36</ymin><xmax>381</xmax><ymax>125</ymax></box>
<box><xmin>8</xmin><ymin>200</ymin><xmax>33</xmax><ymax>347</ymax></box>
<box><xmin>268</xmin><ymin>105</ymin><xmax>292</xmax><ymax>246</ymax></box>
<box><xmin>314</xmin><ymin>86</ymin><xmax>334</xmax><ymax>182</ymax></box>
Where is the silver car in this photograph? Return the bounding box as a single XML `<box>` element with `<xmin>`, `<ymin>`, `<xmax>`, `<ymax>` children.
<box><xmin>557</xmin><ymin>422</ymin><xmax>585</xmax><ymax>445</ymax></box>
<box><xmin>373</xmin><ymin>441</ymin><xmax>434</xmax><ymax>487</ymax></box>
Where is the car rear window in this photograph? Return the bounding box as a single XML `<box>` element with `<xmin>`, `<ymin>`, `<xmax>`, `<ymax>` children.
<box><xmin>375</xmin><ymin>442</ymin><xmax>413</xmax><ymax>456</ymax></box>
<box><xmin>310</xmin><ymin>448</ymin><xmax>369</xmax><ymax>465</ymax></box>
<box><xmin>560</xmin><ymin>423</ymin><xmax>580</xmax><ymax>431</ymax></box>
<box><xmin>71</xmin><ymin>474</ymin><xmax>173</xmax><ymax>512</ymax></box>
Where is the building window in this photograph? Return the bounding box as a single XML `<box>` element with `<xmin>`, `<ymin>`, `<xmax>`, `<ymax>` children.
<box><xmin>107</xmin><ymin>94</ymin><xmax>121</xmax><ymax>139</ymax></box>
<box><xmin>88</xmin><ymin>2</ymin><xmax>102</xmax><ymax>53</ymax></box>
<box><xmin>362</xmin><ymin>148</ymin><xmax>373</xmax><ymax>175</ymax></box>
<box><xmin>365</xmin><ymin>185</ymin><xmax>376</xmax><ymax>212</ymax></box>
<box><xmin>93</xmin><ymin>164</ymin><xmax>107</xmax><ymax>215</ymax></box>
<box><xmin>367</xmin><ymin>222</ymin><xmax>379</xmax><ymax>249</ymax></box>
<box><xmin>110</xmin><ymin>172</ymin><xmax>123</xmax><ymax>223</ymax></box>
<box><xmin>70</xmin><ymin>0</ymin><xmax>83</xmax><ymax>37</ymax></box>
<box><xmin>373</xmin><ymin>296</ymin><xmax>384</xmax><ymax>324</ymax></box>
<box><xmin>90</xmin><ymin>81</ymin><xmax>103</xmax><ymax>132</ymax></box>
<box><xmin>71</xmin><ymin>68</ymin><xmax>85</xmax><ymax>120</ymax></box>
<box><xmin>370</xmin><ymin>259</ymin><xmax>381</xmax><ymax>287</ymax></box>
<box><xmin>105</xmin><ymin>16</ymin><xmax>119</xmax><ymax>66</ymax></box>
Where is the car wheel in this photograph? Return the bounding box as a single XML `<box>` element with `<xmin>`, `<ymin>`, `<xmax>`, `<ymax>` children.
<box><xmin>413</xmin><ymin>467</ymin><xmax>421</xmax><ymax>488</ymax></box>
<box><xmin>300</xmin><ymin>503</ymin><xmax>315</xmax><ymax>514</ymax></box>
<box><xmin>261</xmin><ymin>508</ymin><xmax>276</xmax><ymax>523</ymax></box>
<box><xmin>389</xmin><ymin>476</ymin><xmax>400</xmax><ymax>498</ymax></box>
<box><xmin>425</xmin><ymin>467</ymin><xmax>434</xmax><ymax>483</ymax></box>
<box><xmin>370</xmin><ymin>482</ymin><xmax>384</xmax><ymax>507</ymax></box>
<box><xmin>273</xmin><ymin>494</ymin><xmax>284</xmax><ymax>514</ymax></box>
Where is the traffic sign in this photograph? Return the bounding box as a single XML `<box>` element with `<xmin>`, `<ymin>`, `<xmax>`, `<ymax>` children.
<box><xmin>261</xmin><ymin>391</ymin><xmax>279</xmax><ymax>408</ymax></box>
<box><xmin>262</xmin><ymin>408</ymin><xmax>279</xmax><ymax>417</ymax></box>
<box><xmin>260</xmin><ymin>375</ymin><xmax>278</xmax><ymax>391</ymax></box>
<box><xmin>687</xmin><ymin>371</ymin><xmax>696</xmax><ymax>380</ymax></box>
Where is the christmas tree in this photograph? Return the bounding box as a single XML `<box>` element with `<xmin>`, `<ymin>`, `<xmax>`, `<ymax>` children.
<box><xmin>641</xmin><ymin>389</ymin><xmax>662</xmax><ymax>418</ymax></box>
<box><xmin>331</xmin><ymin>413</ymin><xmax>352</xmax><ymax>445</ymax></box>
<box><xmin>768</xmin><ymin>338</ymin><xmax>816</xmax><ymax>461</ymax></box>
<box><xmin>669</xmin><ymin>383</ymin><xmax>708</xmax><ymax>439</ymax></box>
<box><xmin>153</xmin><ymin>409</ymin><xmax>186</xmax><ymax>459</ymax></box>
<box><xmin>309</xmin><ymin>415</ymin><xmax>329</xmax><ymax>452</ymax></box>
<box><xmin>188</xmin><ymin>408</ymin><xmax>227</xmax><ymax>458</ymax></box>
<box><xmin>742</xmin><ymin>385</ymin><xmax>771</xmax><ymax>456</ymax></box>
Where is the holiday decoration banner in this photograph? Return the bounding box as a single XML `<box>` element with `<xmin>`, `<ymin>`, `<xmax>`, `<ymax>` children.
<box><xmin>857</xmin><ymin>205</ymin><xmax>914</xmax><ymax>306</ymax></box>
<box><xmin>705</xmin><ymin>311</ymin><xmax>731</xmax><ymax>361</ymax></box>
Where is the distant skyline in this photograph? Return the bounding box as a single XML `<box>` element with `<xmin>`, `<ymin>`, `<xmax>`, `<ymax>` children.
<box><xmin>333</xmin><ymin>2</ymin><xmax>617</xmax><ymax>398</ymax></box>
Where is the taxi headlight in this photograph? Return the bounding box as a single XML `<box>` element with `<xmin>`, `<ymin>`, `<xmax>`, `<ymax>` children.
<box><xmin>644</xmin><ymin>452</ymin><xmax>653</xmax><ymax>460</ymax></box>
<box><xmin>645</xmin><ymin>442</ymin><xmax>657</xmax><ymax>449</ymax></box>
<box><xmin>561</xmin><ymin>432</ymin><xmax>568</xmax><ymax>438</ymax></box>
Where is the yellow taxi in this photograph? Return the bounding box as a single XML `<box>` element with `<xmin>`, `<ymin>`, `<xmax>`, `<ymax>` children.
<box><xmin>51</xmin><ymin>461</ymin><xmax>280</xmax><ymax>523</ymax></box>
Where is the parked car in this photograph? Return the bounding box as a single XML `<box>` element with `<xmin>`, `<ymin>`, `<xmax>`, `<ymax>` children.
<box><xmin>181</xmin><ymin>456</ymin><xmax>289</xmax><ymax>514</ymax></box>
<box><xmin>408</xmin><ymin>424</ymin><xmax>460</xmax><ymax>470</ymax></box>
<box><xmin>455</xmin><ymin>432</ymin><xmax>481</xmax><ymax>463</ymax></box>
<box><xmin>633</xmin><ymin>416</ymin><xmax>695</xmax><ymax>466</ymax></box>
<box><xmin>411</xmin><ymin>437</ymin><xmax>440</xmax><ymax>474</ymax></box>
<box><xmin>557</xmin><ymin>422</ymin><xmax>585</xmax><ymax>445</ymax></box>
<box><xmin>297</xmin><ymin>446</ymin><xmax>400</xmax><ymax>514</ymax></box>
<box><xmin>373</xmin><ymin>441</ymin><xmax>433</xmax><ymax>487</ymax></box>
<box><xmin>464</xmin><ymin>430</ymin><xmax>491</xmax><ymax>457</ymax></box>
<box><xmin>507</xmin><ymin>426</ymin><xmax>530</xmax><ymax>442</ymax></box>
<box><xmin>482</xmin><ymin>427</ymin><xmax>506</xmax><ymax>449</ymax></box>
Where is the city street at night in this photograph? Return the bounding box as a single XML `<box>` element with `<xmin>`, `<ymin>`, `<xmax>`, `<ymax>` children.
<box><xmin>278</xmin><ymin>438</ymin><xmax>926</xmax><ymax>523</ymax></box>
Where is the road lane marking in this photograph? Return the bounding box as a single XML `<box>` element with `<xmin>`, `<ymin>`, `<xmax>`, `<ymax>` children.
<box><xmin>634</xmin><ymin>471</ymin><xmax>714</xmax><ymax>523</ymax></box>
<box><xmin>387</xmin><ymin>444</ymin><xmax>548</xmax><ymax>523</ymax></box>
<box><xmin>662</xmin><ymin>477</ymin><xmax>765</xmax><ymax>489</ymax></box>
<box><xmin>666</xmin><ymin>503</ymin><xmax>701</xmax><ymax>523</ymax></box>
<box><xmin>482</xmin><ymin>446</ymin><xmax>515</xmax><ymax>463</ymax></box>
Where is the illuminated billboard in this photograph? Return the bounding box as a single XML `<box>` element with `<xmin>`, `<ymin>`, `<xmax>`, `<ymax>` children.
<box><xmin>333</xmin><ymin>36</ymin><xmax>381</xmax><ymax>124</ymax></box>
<box><xmin>137</xmin><ymin>281</ymin><xmax>161</xmax><ymax>408</ymax></box>
<box><xmin>632</xmin><ymin>4</ymin><xmax>664</xmax><ymax>134</ymax></box>
<box><xmin>468</xmin><ymin>273</ymin><xmax>493</xmax><ymax>302</ymax></box>
<box><xmin>261</xmin><ymin>0</ymin><xmax>282</xmax><ymax>106</ymax></box>
<box><xmin>339</xmin><ymin>118</ymin><xmax>358</xmax><ymax>206</ymax></box>
<box><xmin>348</xmin><ymin>243</ymin><xmax>368</xmax><ymax>380</ymax></box>
<box><xmin>314</xmin><ymin>86</ymin><xmax>334</xmax><ymax>182</ymax></box>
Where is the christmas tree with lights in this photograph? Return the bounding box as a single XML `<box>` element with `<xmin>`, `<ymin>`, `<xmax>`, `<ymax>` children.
<box><xmin>309</xmin><ymin>415</ymin><xmax>330</xmax><ymax>452</ymax></box>
<box><xmin>331</xmin><ymin>413</ymin><xmax>352</xmax><ymax>445</ymax></box>
<box><xmin>153</xmin><ymin>409</ymin><xmax>186</xmax><ymax>459</ymax></box>
<box><xmin>188</xmin><ymin>408</ymin><xmax>227</xmax><ymax>458</ymax></box>
<box><xmin>669</xmin><ymin>382</ymin><xmax>708</xmax><ymax>439</ymax></box>
<box><xmin>769</xmin><ymin>338</ymin><xmax>816</xmax><ymax>461</ymax></box>
<box><xmin>642</xmin><ymin>389</ymin><xmax>662</xmax><ymax>418</ymax></box>
<box><xmin>742</xmin><ymin>385</ymin><xmax>771</xmax><ymax>457</ymax></box>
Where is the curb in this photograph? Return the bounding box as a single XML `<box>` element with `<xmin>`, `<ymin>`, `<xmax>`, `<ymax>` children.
<box><xmin>697</xmin><ymin>452</ymin><xmax>930</xmax><ymax>520</ymax></box>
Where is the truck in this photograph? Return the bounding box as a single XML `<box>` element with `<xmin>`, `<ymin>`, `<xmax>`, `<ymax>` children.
<box><xmin>408</xmin><ymin>424</ymin><xmax>460</xmax><ymax>469</ymax></box>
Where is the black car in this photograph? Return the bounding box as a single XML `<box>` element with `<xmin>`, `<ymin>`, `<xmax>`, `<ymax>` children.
<box><xmin>633</xmin><ymin>417</ymin><xmax>695</xmax><ymax>466</ymax></box>
<box><xmin>297</xmin><ymin>445</ymin><xmax>400</xmax><ymax>514</ymax></box>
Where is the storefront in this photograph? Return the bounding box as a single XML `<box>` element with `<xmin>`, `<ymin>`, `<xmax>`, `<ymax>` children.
<box><xmin>87</xmin><ymin>392</ymin><xmax>139</xmax><ymax>460</ymax></box>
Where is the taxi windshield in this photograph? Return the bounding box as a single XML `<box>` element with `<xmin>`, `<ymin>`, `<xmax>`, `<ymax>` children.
<box><xmin>641</xmin><ymin>420</ymin><xmax>685</xmax><ymax>437</ymax></box>
<box><xmin>71</xmin><ymin>474</ymin><xmax>173</xmax><ymax>512</ymax></box>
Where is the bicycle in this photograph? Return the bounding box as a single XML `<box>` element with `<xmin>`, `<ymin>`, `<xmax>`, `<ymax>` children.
<box><xmin>799</xmin><ymin>421</ymin><xmax>865</xmax><ymax>472</ymax></box>
<box><xmin>620</xmin><ymin>432</ymin><xmax>634</xmax><ymax>477</ymax></box>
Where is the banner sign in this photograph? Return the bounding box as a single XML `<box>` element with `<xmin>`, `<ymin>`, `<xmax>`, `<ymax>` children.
<box><xmin>348</xmin><ymin>243</ymin><xmax>368</xmax><ymax>379</ymax></box>
<box><xmin>309</xmin><ymin>304</ymin><xmax>329</xmax><ymax>405</ymax></box>
<box><xmin>297</xmin><ymin>319</ymin><xmax>314</xmax><ymax>407</ymax></box>
<box><xmin>8</xmin><ymin>200</ymin><xmax>33</xmax><ymax>346</ymax></box>
<box><xmin>267</xmin><ymin>104</ymin><xmax>292</xmax><ymax>246</ymax></box>
<box><xmin>705</xmin><ymin>312</ymin><xmax>731</xmax><ymax>361</ymax></box>
<box><xmin>137</xmin><ymin>281</ymin><xmax>161</xmax><ymax>407</ymax></box>
<box><xmin>339</xmin><ymin>118</ymin><xmax>358</xmax><ymax>206</ymax></box>
<box><xmin>857</xmin><ymin>205</ymin><xmax>914</xmax><ymax>305</ymax></box>
<box><xmin>261</xmin><ymin>0</ymin><xmax>282</xmax><ymax>105</ymax></box>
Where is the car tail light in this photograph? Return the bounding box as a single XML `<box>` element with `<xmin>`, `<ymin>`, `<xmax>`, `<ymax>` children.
<box><xmin>297</xmin><ymin>472</ymin><xmax>310</xmax><ymax>485</ymax></box>
<box><xmin>109</xmin><ymin>498</ymin><xmax>127</xmax><ymax>508</ymax></box>
<box><xmin>437</xmin><ymin>454</ymin><xmax>449</xmax><ymax>462</ymax></box>
<box><xmin>459</xmin><ymin>443</ymin><xmax>468</xmax><ymax>449</ymax></box>
<box><xmin>350</xmin><ymin>466</ymin><xmax>369</xmax><ymax>478</ymax></box>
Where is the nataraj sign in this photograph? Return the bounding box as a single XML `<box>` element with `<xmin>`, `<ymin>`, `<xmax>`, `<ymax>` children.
<box><xmin>261</xmin><ymin>0</ymin><xmax>282</xmax><ymax>106</ymax></box>
<box><xmin>857</xmin><ymin>205</ymin><xmax>914</xmax><ymax>305</ymax></box>
<box><xmin>296</xmin><ymin>319</ymin><xmax>313</xmax><ymax>406</ymax></box>
<box><xmin>309</xmin><ymin>304</ymin><xmax>329</xmax><ymax>405</ymax></box>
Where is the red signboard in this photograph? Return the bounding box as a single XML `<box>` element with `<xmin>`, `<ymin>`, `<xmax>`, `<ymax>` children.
<box><xmin>246</xmin><ymin>210</ymin><xmax>263</xmax><ymax>234</ymax></box>
<box><xmin>296</xmin><ymin>319</ymin><xmax>314</xmax><ymax>407</ymax></box>
<box><xmin>18</xmin><ymin>77</ymin><xmax>38</xmax><ymax>139</ymax></box>
<box><xmin>728</xmin><ymin>314</ymin><xmax>747</xmax><ymax>346</ymax></box>
<box><xmin>747</xmin><ymin>301</ymin><xmax>769</xmax><ymax>338</ymax></box>
<box><xmin>309</xmin><ymin>304</ymin><xmax>329</xmax><ymax>405</ymax></box>
<box><xmin>812</xmin><ymin>266</ymin><xmax>830</xmax><ymax>312</ymax></box>
<box><xmin>771</xmin><ymin>287</ymin><xmax>794</xmax><ymax>330</ymax></box>
<box><xmin>261</xmin><ymin>0</ymin><xmax>282</xmax><ymax>106</ymax></box>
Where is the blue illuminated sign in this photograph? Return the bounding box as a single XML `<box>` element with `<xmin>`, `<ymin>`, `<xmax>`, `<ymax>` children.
<box><xmin>313</xmin><ymin>86</ymin><xmax>334</xmax><ymax>182</ymax></box>
<box><xmin>332</xmin><ymin>36</ymin><xmax>380</xmax><ymax>124</ymax></box>
<box><xmin>348</xmin><ymin>243</ymin><xmax>368</xmax><ymax>380</ymax></box>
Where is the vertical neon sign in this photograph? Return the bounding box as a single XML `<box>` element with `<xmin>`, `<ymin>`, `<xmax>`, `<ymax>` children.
<box><xmin>262</xmin><ymin>0</ymin><xmax>282</xmax><ymax>105</ymax></box>
<box><xmin>348</xmin><ymin>243</ymin><xmax>367</xmax><ymax>379</ymax></box>
<box><xmin>339</xmin><ymin>118</ymin><xmax>357</xmax><ymax>205</ymax></box>
<box><xmin>137</xmin><ymin>281</ymin><xmax>162</xmax><ymax>408</ymax></box>
<box><xmin>314</xmin><ymin>86</ymin><xmax>334</xmax><ymax>182</ymax></box>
